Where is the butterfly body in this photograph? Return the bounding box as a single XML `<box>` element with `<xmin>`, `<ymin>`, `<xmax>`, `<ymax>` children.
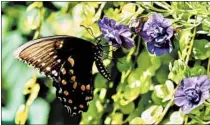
<box><xmin>14</xmin><ymin>35</ymin><xmax>111</xmax><ymax>116</ymax></box>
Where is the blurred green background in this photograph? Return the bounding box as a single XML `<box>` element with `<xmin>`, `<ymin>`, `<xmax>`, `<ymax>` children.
<box><xmin>2</xmin><ymin>1</ymin><xmax>210</xmax><ymax>124</ymax></box>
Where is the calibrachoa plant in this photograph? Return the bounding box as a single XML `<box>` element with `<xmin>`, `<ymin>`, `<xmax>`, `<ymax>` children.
<box><xmin>96</xmin><ymin>3</ymin><xmax>210</xmax><ymax>124</ymax></box>
<box><xmin>140</xmin><ymin>13</ymin><xmax>174</xmax><ymax>56</ymax></box>
<box><xmin>130</xmin><ymin>13</ymin><xmax>174</xmax><ymax>56</ymax></box>
<box><xmin>174</xmin><ymin>75</ymin><xmax>210</xmax><ymax>114</ymax></box>
<box><xmin>98</xmin><ymin>17</ymin><xmax>134</xmax><ymax>49</ymax></box>
<box><xmin>2</xmin><ymin>2</ymin><xmax>210</xmax><ymax>125</ymax></box>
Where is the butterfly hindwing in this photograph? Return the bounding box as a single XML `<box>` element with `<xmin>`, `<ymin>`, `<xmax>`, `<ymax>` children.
<box><xmin>55</xmin><ymin>54</ymin><xmax>94</xmax><ymax>116</ymax></box>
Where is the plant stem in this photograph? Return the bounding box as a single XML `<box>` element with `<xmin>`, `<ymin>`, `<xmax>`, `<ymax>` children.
<box><xmin>189</xmin><ymin>114</ymin><xmax>210</xmax><ymax>124</ymax></box>
<box><xmin>154</xmin><ymin>87</ymin><xmax>176</xmax><ymax>124</ymax></box>
<box><xmin>207</xmin><ymin>58</ymin><xmax>210</xmax><ymax>76</ymax></box>
<box><xmin>184</xmin><ymin>115</ymin><xmax>188</xmax><ymax>125</ymax></box>
<box><xmin>204</xmin><ymin>101</ymin><xmax>210</xmax><ymax>107</ymax></box>
<box><xmin>185</xmin><ymin>27</ymin><xmax>196</xmax><ymax>64</ymax></box>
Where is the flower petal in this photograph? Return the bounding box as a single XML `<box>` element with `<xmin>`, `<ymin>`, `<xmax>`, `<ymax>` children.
<box><xmin>141</xmin><ymin>31</ymin><xmax>152</xmax><ymax>43</ymax></box>
<box><xmin>182</xmin><ymin>102</ymin><xmax>194</xmax><ymax>114</ymax></box>
<box><xmin>151</xmin><ymin>13</ymin><xmax>164</xmax><ymax>24</ymax></box>
<box><xmin>121</xmin><ymin>36</ymin><xmax>135</xmax><ymax>49</ymax></box>
<box><xmin>162</xmin><ymin>18</ymin><xmax>172</xmax><ymax>28</ymax></box>
<box><xmin>181</xmin><ymin>77</ymin><xmax>198</xmax><ymax>90</ymax></box>
<box><xmin>174</xmin><ymin>96</ymin><xmax>189</xmax><ymax>107</ymax></box>
<box><xmin>103</xmin><ymin>17</ymin><xmax>110</xmax><ymax>25</ymax></box>
<box><xmin>139</xmin><ymin>13</ymin><xmax>174</xmax><ymax>56</ymax></box>
<box><xmin>166</xmin><ymin>26</ymin><xmax>174</xmax><ymax>39</ymax></box>
<box><xmin>109</xmin><ymin>18</ymin><xmax>116</xmax><ymax>27</ymax></box>
<box><xmin>201</xmin><ymin>90</ymin><xmax>210</xmax><ymax>100</ymax></box>
<box><xmin>147</xmin><ymin>42</ymin><xmax>155</xmax><ymax>54</ymax></box>
<box><xmin>153</xmin><ymin>42</ymin><xmax>172</xmax><ymax>56</ymax></box>
<box><xmin>197</xmin><ymin>75</ymin><xmax>210</xmax><ymax>90</ymax></box>
<box><xmin>200</xmin><ymin>79</ymin><xmax>210</xmax><ymax>91</ymax></box>
<box><xmin>154</xmin><ymin>48</ymin><xmax>165</xmax><ymax>56</ymax></box>
<box><xmin>98</xmin><ymin>17</ymin><xmax>134</xmax><ymax>49</ymax></box>
<box><xmin>175</xmin><ymin>87</ymin><xmax>185</xmax><ymax>97</ymax></box>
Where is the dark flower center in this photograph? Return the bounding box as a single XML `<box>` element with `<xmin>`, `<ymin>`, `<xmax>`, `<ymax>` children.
<box><xmin>184</xmin><ymin>86</ymin><xmax>201</xmax><ymax>104</ymax></box>
<box><xmin>147</xmin><ymin>24</ymin><xmax>168</xmax><ymax>45</ymax></box>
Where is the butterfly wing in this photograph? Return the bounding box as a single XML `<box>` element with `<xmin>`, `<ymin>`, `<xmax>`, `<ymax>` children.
<box><xmin>14</xmin><ymin>35</ymin><xmax>95</xmax><ymax>116</ymax></box>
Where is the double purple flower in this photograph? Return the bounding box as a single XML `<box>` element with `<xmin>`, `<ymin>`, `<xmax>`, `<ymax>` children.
<box><xmin>174</xmin><ymin>75</ymin><xmax>210</xmax><ymax>114</ymax></box>
<box><xmin>130</xmin><ymin>13</ymin><xmax>174</xmax><ymax>56</ymax></box>
<box><xmin>98</xmin><ymin>17</ymin><xmax>134</xmax><ymax>49</ymax></box>
<box><xmin>141</xmin><ymin>13</ymin><xmax>173</xmax><ymax>56</ymax></box>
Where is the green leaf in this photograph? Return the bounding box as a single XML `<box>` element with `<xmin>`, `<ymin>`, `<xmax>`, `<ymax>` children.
<box><xmin>104</xmin><ymin>8</ymin><xmax>120</xmax><ymax>20</ymax></box>
<box><xmin>119</xmin><ymin>102</ymin><xmax>135</xmax><ymax>114</ymax></box>
<box><xmin>141</xmin><ymin>105</ymin><xmax>163</xmax><ymax>124</ymax></box>
<box><xmin>189</xmin><ymin>65</ymin><xmax>207</xmax><ymax>77</ymax></box>
<box><xmin>94</xmin><ymin>74</ymin><xmax>107</xmax><ymax>89</ymax></box>
<box><xmin>159</xmin><ymin>54</ymin><xmax>174</xmax><ymax>66</ymax></box>
<box><xmin>179</xmin><ymin>29</ymin><xmax>192</xmax><ymax>53</ymax></box>
<box><xmin>28</xmin><ymin>98</ymin><xmax>50</xmax><ymax>124</ymax></box>
<box><xmin>113</xmin><ymin>2</ymin><xmax>126</xmax><ymax>7</ymax></box>
<box><xmin>193</xmin><ymin>39</ymin><xmax>210</xmax><ymax>60</ymax></box>
<box><xmin>155</xmin><ymin>66</ymin><xmax>169</xmax><ymax>84</ymax></box>
<box><xmin>2</xmin><ymin>15</ymin><xmax>13</xmax><ymax>38</ymax></box>
<box><xmin>27</xmin><ymin>3</ymin><xmax>42</xmax><ymax>30</ymax></box>
<box><xmin>52</xmin><ymin>2</ymin><xmax>69</xmax><ymax>9</ymax></box>
<box><xmin>2</xmin><ymin>31</ymin><xmax>33</xmax><ymax>123</ymax></box>
<box><xmin>121</xmin><ymin>3</ymin><xmax>136</xmax><ymax>18</ymax></box>
<box><xmin>111</xmin><ymin>113</ymin><xmax>123</xmax><ymax>124</ymax></box>
<box><xmin>139</xmin><ymin>76</ymin><xmax>151</xmax><ymax>94</ymax></box>
<box><xmin>153</xmin><ymin>80</ymin><xmax>174</xmax><ymax>102</ymax></box>
<box><xmin>166</xmin><ymin>111</ymin><xmax>184</xmax><ymax>124</ymax></box>
<box><xmin>137</xmin><ymin>50</ymin><xmax>151</xmax><ymax>71</ymax></box>
<box><xmin>151</xmin><ymin>92</ymin><xmax>162</xmax><ymax>105</ymax></box>
<box><xmin>129</xmin><ymin>117</ymin><xmax>146</xmax><ymax>124</ymax></box>
<box><xmin>117</xmin><ymin>56</ymin><xmax>132</xmax><ymax>72</ymax></box>
<box><xmin>121</xmin><ymin>86</ymin><xmax>141</xmax><ymax>105</ymax></box>
<box><xmin>168</xmin><ymin>59</ymin><xmax>187</xmax><ymax>84</ymax></box>
<box><xmin>87</xmin><ymin>2</ymin><xmax>101</xmax><ymax>8</ymax></box>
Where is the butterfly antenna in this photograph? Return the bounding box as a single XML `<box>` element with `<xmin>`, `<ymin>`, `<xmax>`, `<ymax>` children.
<box><xmin>80</xmin><ymin>25</ymin><xmax>97</xmax><ymax>39</ymax></box>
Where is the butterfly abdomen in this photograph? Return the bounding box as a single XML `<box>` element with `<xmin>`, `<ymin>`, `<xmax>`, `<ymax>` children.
<box><xmin>93</xmin><ymin>45</ymin><xmax>111</xmax><ymax>81</ymax></box>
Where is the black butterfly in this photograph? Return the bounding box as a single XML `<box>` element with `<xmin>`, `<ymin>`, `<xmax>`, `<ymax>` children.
<box><xmin>14</xmin><ymin>35</ymin><xmax>111</xmax><ymax>116</ymax></box>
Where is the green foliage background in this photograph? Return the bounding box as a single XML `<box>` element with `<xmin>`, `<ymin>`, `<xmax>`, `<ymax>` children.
<box><xmin>2</xmin><ymin>1</ymin><xmax>210</xmax><ymax>124</ymax></box>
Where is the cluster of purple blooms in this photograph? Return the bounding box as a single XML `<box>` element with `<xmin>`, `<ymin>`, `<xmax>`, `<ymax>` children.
<box><xmin>98</xmin><ymin>13</ymin><xmax>173</xmax><ymax>56</ymax></box>
<box><xmin>98</xmin><ymin>14</ymin><xmax>210</xmax><ymax>114</ymax></box>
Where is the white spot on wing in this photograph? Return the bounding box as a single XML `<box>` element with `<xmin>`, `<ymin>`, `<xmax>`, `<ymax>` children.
<box><xmin>46</xmin><ymin>67</ymin><xmax>51</xmax><ymax>71</ymax></box>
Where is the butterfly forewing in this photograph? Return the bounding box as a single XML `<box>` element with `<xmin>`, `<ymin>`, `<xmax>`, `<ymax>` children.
<box><xmin>14</xmin><ymin>36</ymin><xmax>72</xmax><ymax>79</ymax></box>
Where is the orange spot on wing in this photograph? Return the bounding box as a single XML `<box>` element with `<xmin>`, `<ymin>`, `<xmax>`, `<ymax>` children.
<box><xmin>73</xmin><ymin>82</ymin><xmax>77</xmax><ymax>89</ymax></box>
<box><xmin>81</xmin><ymin>85</ymin><xmax>85</xmax><ymax>91</ymax></box>
<box><xmin>79</xmin><ymin>104</ymin><xmax>84</xmax><ymax>109</ymax></box>
<box><xmin>61</xmin><ymin>79</ymin><xmax>67</xmax><ymax>85</ymax></box>
<box><xmin>68</xmin><ymin>99</ymin><xmax>73</xmax><ymax>104</ymax></box>
<box><xmin>63</xmin><ymin>90</ymin><xmax>69</xmax><ymax>96</ymax></box>
<box><xmin>68</xmin><ymin>57</ymin><xmax>74</xmax><ymax>67</ymax></box>
<box><xmin>71</xmin><ymin>76</ymin><xmax>76</xmax><ymax>81</ymax></box>
<box><xmin>86</xmin><ymin>84</ymin><xmax>90</xmax><ymax>91</ymax></box>
<box><xmin>69</xmin><ymin>69</ymin><xmax>74</xmax><ymax>74</ymax></box>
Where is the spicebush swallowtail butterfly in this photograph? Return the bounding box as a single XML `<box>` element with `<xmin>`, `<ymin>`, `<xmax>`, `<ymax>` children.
<box><xmin>14</xmin><ymin>35</ymin><xmax>111</xmax><ymax>116</ymax></box>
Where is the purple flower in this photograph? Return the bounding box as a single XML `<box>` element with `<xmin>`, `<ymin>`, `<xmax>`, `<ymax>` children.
<box><xmin>98</xmin><ymin>17</ymin><xmax>134</xmax><ymax>49</ymax></box>
<box><xmin>174</xmin><ymin>75</ymin><xmax>210</xmax><ymax>114</ymax></box>
<box><xmin>140</xmin><ymin>13</ymin><xmax>174</xmax><ymax>56</ymax></box>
